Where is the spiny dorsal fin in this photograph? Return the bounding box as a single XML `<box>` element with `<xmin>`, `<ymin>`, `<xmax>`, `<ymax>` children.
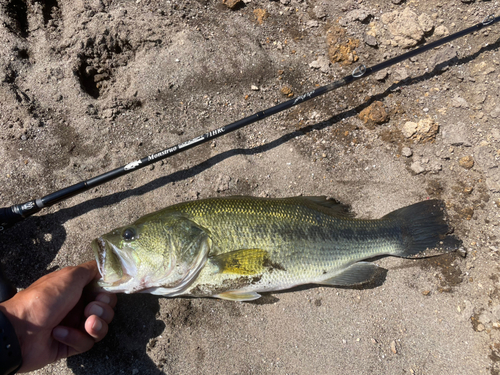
<box><xmin>210</xmin><ymin>249</ymin><xmax>269</xmax><ymax>275</ymax></box>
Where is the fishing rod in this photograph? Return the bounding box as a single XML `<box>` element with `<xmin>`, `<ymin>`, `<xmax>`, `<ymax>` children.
<box><xmin>1</xmin><ymin>14</ymin><xmax>499</xmax><ymax>232</ymax></box>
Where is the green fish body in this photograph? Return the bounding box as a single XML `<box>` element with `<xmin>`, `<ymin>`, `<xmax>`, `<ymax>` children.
<box><xmin>92</xmin><ymin>196</ymin><xmax>461</xmax><ymax>301</ymax></box>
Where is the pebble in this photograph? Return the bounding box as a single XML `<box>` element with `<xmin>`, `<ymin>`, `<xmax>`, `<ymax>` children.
<box><xmin>434</xmin><ymin>25</ymin><xmax>449</xmax><ymax>37</ymax></box>
<box><xmin>401</xmin><ymin>147</ymin><xmax>413</xmax><ymax>157</ymax></box>
<box><xmin>402</xmin><ymin>121</ymin><xmax>418</xmax><ymax>138</ymax></box>
<box><xmin>390</xmin><ymin>341</ymin><xmax>397</xmax><ymax>354</ymax></box>
<box><xmin>477</xmin><ymin>323</ymin><xmax>485</xmax><ymax>332</ymax></box>
<box><xmin>427</xmin><ymin>46</ymin><xmax>457</xmax><ymax>71</ymax></box>
<box><xmin>364</xmin><ymin>34</ymin><xmax>378</xmax><ymax>47</ymax></box>
<box><xmin>373</xmin><ymin>69</ymin><xmax>388</xmax><ymax>81</ymax></box>
<box><xmin>358</xmin><ymin>101</ymin><xmax>388</xmax><ymax>125</ymax></box>
<box><xmin>340</xmin><ymin>9</ymin><xmax>373</xmax><ymax>26</ymax></box>
<box><xmin>441</xmin><ymin>122</ymin><xmax>472</xmax><ymax>147</ymax></box>
<box><xmin>418</xmin><ymin>13</ymin><xmax>434</xmax><ymax>33</ymax></box>
<box><xmin>490</xmin><ymin>106</ymin><xmax>500</xmax><ymax>119</ymax></box>
<box><xmin>394</xmin><ymin>67</ymin><xmax>409</xmax><ymax>81</ymax></box>
<box><xmin>451</xmin><ymin>95</ymin><xmax>469</xmax><ymax>109</ymax></box>
<box><xmin>251</xmin><ymin>85</ymin><xmax>259</xmax><ymax>91</ymax></box>
<box><xmin>281</xmin><ymin>87</ymin><xmax>294</xmax><ymax>98</ymax></box>
<box><xmin>223</xmin><ymin>0</ymin><xmax>242</xmax><ymax>8</ymax></box>
<box><xmin>459</xmin><ymin>156</ymin><xmax>474</xmax><ymax>170</ymax></box>
<box><xmin>309</xmin><ymin>56</ymin><xmax>330</xmax><ymax>73</ymax></box>
<box><xmin>411</xmin><ymin>161</ymin><xmax>425</xmax><ymax>174</ymax></box>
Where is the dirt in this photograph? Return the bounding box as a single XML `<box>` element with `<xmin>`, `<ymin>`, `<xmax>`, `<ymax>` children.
<box><xmin>1</xmin><ymin>0</ymin><xmax>500</xmax><ymax>374</ymax></box>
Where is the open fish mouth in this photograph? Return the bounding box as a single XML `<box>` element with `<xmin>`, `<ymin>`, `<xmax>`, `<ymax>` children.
<box><xmin>92</xmin><ymin>237</ymin><xmax>133</xmax><ymax>287</ymax></box>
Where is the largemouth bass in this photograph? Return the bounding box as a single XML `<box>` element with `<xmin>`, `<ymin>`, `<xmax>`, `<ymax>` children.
<box><xmin>92</xmin><ymin>196</ymin><xmax>461</xmax><ymax>301</ymax></box>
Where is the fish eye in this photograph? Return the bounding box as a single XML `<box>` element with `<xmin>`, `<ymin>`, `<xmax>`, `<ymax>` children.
<box><xmin>122</xmin><ymin>228</ymin><xmax>136</xmax><ymax>241</ymax></box>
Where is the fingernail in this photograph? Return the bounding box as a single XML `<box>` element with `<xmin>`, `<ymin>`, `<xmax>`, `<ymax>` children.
<box><xmin>96</xmin><ymin>294</ymin><xmax>111</xmax><ymax>305</ymax></box>
<box><xmin>89</xmin><ymin>304</ymin><xmax>104</xmax><ymax>317</ymax></box>
<box><xmin>53</xmin><ymin>327</ymin><xmax>69</xmax><ymax>339</ymax></box>
<box><xmin>92</xmin><ymin>318</ymin><xmax>102</xmax><ymax>332</ymax></box>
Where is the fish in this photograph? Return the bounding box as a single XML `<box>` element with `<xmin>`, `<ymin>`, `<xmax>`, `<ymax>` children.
<box><xmin>91</xmin><ymin>196</ymin><xmax>462</xmax><ymax>301</ymax></box>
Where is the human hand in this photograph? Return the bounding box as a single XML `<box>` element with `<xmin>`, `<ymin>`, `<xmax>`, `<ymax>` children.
<box><xmin>0</xmin><ymin>261</ymin><xmax>117</xmax><ymax>373</ymax></box>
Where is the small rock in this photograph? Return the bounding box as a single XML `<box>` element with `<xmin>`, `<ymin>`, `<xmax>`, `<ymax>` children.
<box><xmin>313</xmin><ymin>5</ymin><xmax>327</xmax><ymax>19</ymax></box>
<box><xmin>251</xmin><ymin>85</ymin><xmax>259</xmax><ymax>91</ymax></box>
<box><xmin>418</xmin><ymin>13</ymin><xmax>434</xmax><ymax>33</ymax></box>
<box><xmin>253</xmin><ymin>8</ymin><xmax>269</xmax><ymax>24</ymax></box>
<box><xmin>401</xmin><ymin>147</ymin><xmax>413</xmax><ymax>157</ymax></box>
<box><xmin>216</xmin><ymin>175</ymin><xmax>232</xmax><ymax>192</ymax></box>
<box><xmin>477</xmin><ymin>323</ymin><xmax>485</xmax><ymax>332</ymax></box>
<box><xmin>427</xmin><ymin>46</ymin><xmax>457</xmax><ymax>71</ymax></box>
<box><xmin>434</xmin><ymin>25</ymin><xmax>449</xmax><ymax>37</ymax></box>
<box><xmin>373</xmin><ymin>69</ymin><xmax>388</xmax><ymax>81</ymax></box>
<box><xmin>364</xmin><ymin>34</ymin><xmax>378</xmax><ymax>47</ymax></box>
<box><xmin>390</xmin><ymin>341</ymin><xmax>397</xmax><ymax>354</ymax></box>
<box><xmin>452</xmin><ymin>95</ymin><xmax>469</xmax><ymax>109</ymax></box>
<box><xmin>459</xmin><ymin>156</ymin><xmax>474</xmax><ymax>169</ymax></box>
<box><xmin>414</xmin><ymin>118</ymin><xmax>439</xmax><ymax>142</ymax></box>
<box><xmin>281</xmin><ymin>86</ymin><xmax>294</xmax><ymax>98</ymax></box>
<box><xmin>340</xmin><ymin>9</ymin><xmax>372</xmax><ymax>26</ymax></box>
<box><xmin>309</xmin><ymin>56</ymin><xmax>330</xmax><ymax>73</ymax></box>
<box><xmin>411</xmin><ymin>161</ymin><xmax>425</xmax><ymax>174</ymax></box>
<box><xmin>402</xmin><ymin>121</ymin><xmax>418</xmax><ymax>138</ymax></box>
<box><xmin>394</xmin><ymin>67</ymin><xmax>409</xmax><ymax>81</ymax></box>
<box><xmin>223</xmin><ymin>0</ymin><xmax>242</xmax><ymax>8</ymax></box>
<box><xmin>306</xmin><ymin>20</ymin><xmax>319</xmax><ymax>28</ymax></box>
<box><xmin>384</xmin><ymin>9</ymin><xmax>424</xmax><ymax>48</ymax></box>
<box><xmin>441</xmin><ymin>122</ymin><xmax>472</xmax><ymax>147</ymax></box>
<box><xmin>358</xmin><ymin>101</ymin><xmax>388</xmax><ymax>125</ymax></box>
<box><xmin>327</xmin><ymin>26</ymin><xmax>360</xmax><ymax>66</ymax></box>
<box><xmin>490</xmin><ymin>106</ymin><xmax>500</xmax><ymax>119</ymax></box>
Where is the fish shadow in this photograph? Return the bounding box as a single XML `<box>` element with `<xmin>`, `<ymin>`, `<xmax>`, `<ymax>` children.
<box><xmin>66</xmin><ymin>293</ymin><xmax>166</xmax><ymax>375</ymax></box>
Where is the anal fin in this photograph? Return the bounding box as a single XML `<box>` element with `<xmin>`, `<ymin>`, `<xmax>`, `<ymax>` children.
<box><xmin>214</xmin><ymin>291</ymin><xmax>262</xmax><ymax>301</ymax></box>
<box><xmin>319</xmin><ymin>262</ymin><xmax>382</xmax><ymax>286</ymax></box>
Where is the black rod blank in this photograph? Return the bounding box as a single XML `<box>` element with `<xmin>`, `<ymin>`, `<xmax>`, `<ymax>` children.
<box><xmin>1</xmin><ymin>15</ymin><xmax>499</xmax><ymax>232</ymax></box>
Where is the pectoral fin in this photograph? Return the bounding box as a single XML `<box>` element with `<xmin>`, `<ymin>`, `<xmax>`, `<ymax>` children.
<box><xmin>210</xmin><ymin>248</ymin><xmax>269</xmax><ymax>275</ymax></box>
<box><xmin>215</xmin><ymin>290</ymin><xmax>262</xmax><ymax>301</ymax></box>
<box><xmin>319</xmin><ymin>262</ymin><xmax>382</xmax><ymax>286</ymax></box>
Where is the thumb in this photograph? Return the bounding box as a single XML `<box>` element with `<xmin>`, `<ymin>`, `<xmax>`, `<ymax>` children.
<box><xmin>52</xmin><ymin>326</ymin><xmax>95</xmax><ymax>357</ymax></box>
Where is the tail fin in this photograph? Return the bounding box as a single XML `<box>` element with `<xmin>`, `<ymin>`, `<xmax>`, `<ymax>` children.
<box><xmin>383</xmin><ymin>200</ymin><xmax>462</xmax><ymax>258</ymax></box>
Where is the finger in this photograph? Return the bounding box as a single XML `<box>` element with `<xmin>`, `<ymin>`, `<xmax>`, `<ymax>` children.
<box><xmin>53</xmin><ymin>326</ymin><xmax>95</xmax><ymax>357</ymax></box>
<box><xmin>96</xmin><ymin>292</ymin><xmax>118</xmax><ymax>309</ymax></box>
<box><xmin>84</xmin><ymin>301</ymin><xmax>115</xmax><ymax>324</ymax></box>
<box><xmin>84</xmin><ymin>315</ymin><xmax>109</xmax><ymax>342</ymax></box>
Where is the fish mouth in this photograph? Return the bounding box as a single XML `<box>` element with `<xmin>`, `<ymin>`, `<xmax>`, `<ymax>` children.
<box><xmin>92</xmin><ymin>237</ymin><xmax>132</xmax><ymax>287</ymax></box>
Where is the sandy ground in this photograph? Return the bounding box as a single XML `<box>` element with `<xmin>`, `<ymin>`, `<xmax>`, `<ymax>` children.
<box><xmin>1</xmin><ymin>0</ymin><xmax>500</xmax><ymax>374</ymax></box>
